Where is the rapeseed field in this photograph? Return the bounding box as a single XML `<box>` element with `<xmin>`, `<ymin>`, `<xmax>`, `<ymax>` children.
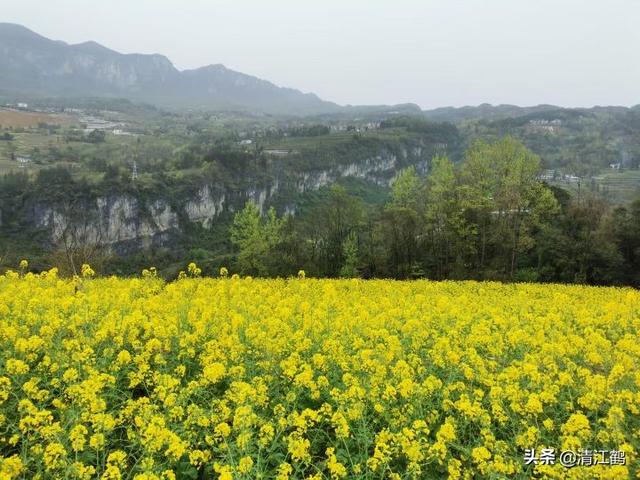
<box><xmin>0</xmin><ymin>266</ymin><xmax>638</xmax><ymax>479</ymax></box>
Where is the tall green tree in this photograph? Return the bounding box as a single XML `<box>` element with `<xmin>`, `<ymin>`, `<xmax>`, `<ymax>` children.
<box><xmin>603</xmin><ymin>198</ymin><xmax>640</xmax><ymax>285</ymax></box>
<box><xmin>339</xmin><ymin>231</ymin><xmax>360</xmax><ymax>278</ymax></box>
<box><xmin>379</xmin><ymin>167</ymin><xmax>422</xmax><ymax>278</ymax></box>
<box><xmin>423</xmin><ymin>154</ymin><xmax>469</xmax><ymax>278</ymax></box>
<box><xmin>460</xmin><ymin>137</ymin><xmax>559</xmax><ymax>278</ymax></box>
<box><xmin>460</xmin><ymin>140</ymin><xmax>500</xmax><ymax>272</ymax></box>
<box><xmin>230</xmin><ymin>202</ymin><xmax>283</xmax><ymax>276</ymax></box>
<box><xmin>550</xmin><ymin>195</ymin><xmax>622</xmax><ymax>284</ymax></box>
<box><xmin>389</xmin><ymin>166</ymin><xmax>421</xmax><ymax>210</ymax></box>
<box><xmin>313</xmin><ymin>185</ymin><xmax>364</xmax><ymax>276</ymax></box>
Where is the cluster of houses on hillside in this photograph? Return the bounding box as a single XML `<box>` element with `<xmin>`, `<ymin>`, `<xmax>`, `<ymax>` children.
<box><xmin>4</xmin><ymin>101</ymin><xmax>30</xmax><ymax>110</ymax></box>
<box><xmin>527</xmin><ymin>118</ymin><xmax>562</xmax><ymax>133</ymax></box>
<box><xmin>330</xmin><ymin>122</ymin><xmax>381</xmax><ymax>133</ymax></box>
<box><xmin>79</xmin><ymin>115</ymin><xmax>123</xmax><ymax>134</ymax></box>
<box><xmin>5</xmin><ymin>102</ymin><xmax>71</xmax><ymax>114</ymax></box>
<box><xmin>527</xmin><ymin>119</ymin><xmax>563</xmax><ymax>133</ymax></box>
<box><xmin>67</xmin><ymin>113</ymin><xmax>134</xmax><ymax>136</ymax></box>
<box><xmin>538</xmin><ymin>170</ymin><xmax>581</xmax><ymax>183</ymax></box>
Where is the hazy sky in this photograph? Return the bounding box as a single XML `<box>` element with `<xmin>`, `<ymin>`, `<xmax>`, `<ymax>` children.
<box><xmin>4</xmin><ymin>0</ymin><xmax>639</xmax><ymax>109</ymax></box>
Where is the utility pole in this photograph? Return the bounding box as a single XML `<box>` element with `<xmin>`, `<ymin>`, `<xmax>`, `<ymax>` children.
<box><xmin>131</xmin><ymin>160</ymin><xmax>138</xmax><ymax>181</ymax></box>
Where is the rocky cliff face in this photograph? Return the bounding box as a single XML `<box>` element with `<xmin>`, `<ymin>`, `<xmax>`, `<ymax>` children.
<box><xmin>32</xmin><ymin>196</ymin><xmax>179</xmax><ymax>253</ymax></box>
<box><xmin>28</xmin><ymin>146</ymin><xmax>429</xmax><ymax>253</ymax></box>
<box><xmin>184</xmin><ymin>185</ymin><xmax>226</xmax><ymax>228</ymax></box>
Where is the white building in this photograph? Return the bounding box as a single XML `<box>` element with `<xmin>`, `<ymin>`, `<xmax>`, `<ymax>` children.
<box><xmin>16</xmin><ymin>155</ymin><xmax>32</xmax><ymax>166</ymax></box>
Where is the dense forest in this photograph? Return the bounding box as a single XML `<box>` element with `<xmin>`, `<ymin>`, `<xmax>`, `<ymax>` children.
<box><xmin>0</xmin><ymin>104</ymin><xmax>639</xmax><ymax>287</ymax></box>
<box><xmin>227</xmin><ymin>137</ymin><xmax>640</xmax><ymax>286</ymax></box>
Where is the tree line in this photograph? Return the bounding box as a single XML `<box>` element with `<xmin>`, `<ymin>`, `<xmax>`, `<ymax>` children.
<box><xmin>229</xmin><ymin>137</ymin><xmax>640</xmax><ymax>286</ymax></box>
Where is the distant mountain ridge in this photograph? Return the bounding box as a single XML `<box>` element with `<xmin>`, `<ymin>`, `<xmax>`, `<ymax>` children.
<box><xmin>1</xmin><ymin>24</ymin><xmax>636</xmax><ymax>118</ymax></box>
<box><xmin>421</xmin><ymin>103</ymin><xmax>640</xmax><ymax>123</ymax></box>
<box><xmin>0</xmin><ymin>23</ymin><xmax>341</xmax><ymax>115</ymax></box>
<box><xmin>421</xmin><ymin>103</ymin><xmax>563</xmax><ymax>122</ymax></box>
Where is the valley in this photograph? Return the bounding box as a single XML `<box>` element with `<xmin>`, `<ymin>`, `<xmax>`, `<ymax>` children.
<box><xmin>0</xmin><ymin>23</ymin><xmax>638</xmax><ymax>286</ymax></box>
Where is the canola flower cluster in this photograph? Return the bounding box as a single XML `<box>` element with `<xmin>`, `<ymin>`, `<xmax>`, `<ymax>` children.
<box><xmin>0</xmin><ymin>266</ymin><xmax>639</xmax><ymax>479</ymax></box>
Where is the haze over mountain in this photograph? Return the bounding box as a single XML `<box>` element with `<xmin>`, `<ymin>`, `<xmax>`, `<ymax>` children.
<box><xmin>1</xmin><ymin>23</ymin><xmax>637</xmax><ymax>120</ymax></box>
<box><xmin>0</xmin><ymin>23</ymin><xmax>345</xmax><ymax>115</ymax></box>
